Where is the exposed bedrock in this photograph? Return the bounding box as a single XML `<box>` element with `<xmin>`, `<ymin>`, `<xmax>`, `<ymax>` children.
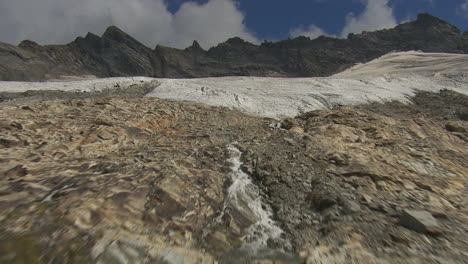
<box><xmin>0</xmin><ymin>90</ymin><xmax>466</xmax><ymax>263</ymax></box>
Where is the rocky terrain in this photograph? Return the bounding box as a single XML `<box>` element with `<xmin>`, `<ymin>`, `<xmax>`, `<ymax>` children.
<box><xmin>0</xmin><ymin>82</ymin><xmax>467</xmax><ymax>263</ymax></box>
<box><xmin>0</xmin><ymin>13</ymin><xmax>467</xmax><ymax>81</ymax></box>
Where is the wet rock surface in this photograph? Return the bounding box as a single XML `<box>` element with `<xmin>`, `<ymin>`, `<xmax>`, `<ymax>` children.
<box><xmin>0</xmin><ymin>89</ymin><xmax>467</xmax><ymax>263</ymax></box>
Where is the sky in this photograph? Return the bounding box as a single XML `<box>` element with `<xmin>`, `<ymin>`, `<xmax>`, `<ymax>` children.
<box><xmin>0</xmin><ymin>0</ymin><xmax>466</xmax><ymax>49</ymax></box>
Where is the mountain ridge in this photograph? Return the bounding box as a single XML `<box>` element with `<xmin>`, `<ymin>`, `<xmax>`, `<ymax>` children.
<box><xmin>0</xmin><ymin>13</ymin><xmax>467</xmax><ymax>81</ymax></box>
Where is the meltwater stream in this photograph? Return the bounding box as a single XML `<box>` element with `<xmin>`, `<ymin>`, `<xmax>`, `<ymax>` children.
<box><xmin>219</xmin><ymin>144</ymin><xmax>285</xmax><ymax>252</ymax></box>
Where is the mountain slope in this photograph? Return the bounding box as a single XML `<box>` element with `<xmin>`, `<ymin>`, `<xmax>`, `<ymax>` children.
<box><xmin>1</xmin><ymin>51</ymin><xmax>467</xmax><ymax>119</ymax></box>
<box><xmin>0</xmin><ymin>13</ymin><xmax>467</xmax><ymax>81</ymax></box>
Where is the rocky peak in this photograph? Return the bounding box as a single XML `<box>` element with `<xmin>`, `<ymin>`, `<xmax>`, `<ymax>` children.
<box><xmin>185</xmin><ymin>40</ymin><xmax>205</xmax><ymax>53</ymax></box>
<box><xmin>225</xmin><ymin>37</ymin><xmax>247</xmax><ymax>46</ymax></box>
<box><xmin>102</xmin><ymin>25</ymin><xmax>137</xmax><ymax>43</ymax></box>
<box><xmin>73</xmin><ymin>32</ymin><xmax>103</xmax><ymax>51</ymax></box>
<box><xmin>99</xmin><ymin>25</ymin><xmax>155</xmax><ymax>58</ymax></box>
<box><xmin>293</xmin><ymin>36</ymin><xmax>312</xmax><ymax>41</ymax></box>
<box><xmin>416</xmin><ymin>13</ymin><xmax>449</xmax><ymax>25</ymax></box>
<box><xmin>85</xmin><ymin>32</ymin><xmax>101</xmax><ymax>42</ymax></box>
<box><xmin>18</xmin><ymin>40</ymin><xmax>43</xmax><ymax>51</ymax></box>
<box><xmin>206</xmin><ymin>37</ymin><xmax>257</xmax><ymax>59</ymax></box>
<box><xmin>415</xmin><ymin>13</ymin><xmax>461</xmax><ymax>34</ymax></box>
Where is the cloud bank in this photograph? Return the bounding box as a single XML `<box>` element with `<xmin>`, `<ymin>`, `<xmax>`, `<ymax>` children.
<box><xmin>290</xmin><ymin>0</ymin><xmax>397</xmax><ymax>39</ymax></box>
<box><xmin>0</xmin><ymin>0</ymin><xmax>257</xmax><ymax>49</ymax></box>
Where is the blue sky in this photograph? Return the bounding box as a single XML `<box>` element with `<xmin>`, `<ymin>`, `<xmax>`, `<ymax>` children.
<box><xmin>0</xmin><ymin>0</ymin><xmax>467</xmax><ymax>48</ymax></box>
<box><xmin>166</xmin><ymin>0</ymin><xmax>468</xmax><ymax>40</ymax></box>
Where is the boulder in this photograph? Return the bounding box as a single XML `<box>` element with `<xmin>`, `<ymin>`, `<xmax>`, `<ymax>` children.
<box><xmin>399</xmin><ymin>209</ymin><xmax>442</xmax><ymax>235</ymax></box>
<box><xmin>343</xmin><ymin>200</ymin><xmax>361</xmax><ymax>215</ymax></box>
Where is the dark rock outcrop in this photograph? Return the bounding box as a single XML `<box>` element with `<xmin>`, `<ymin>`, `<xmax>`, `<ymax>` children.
<box><xmin>1</xmin><ymin>13</ymin><xmax>467</xmax><ymax>81</ymax></box>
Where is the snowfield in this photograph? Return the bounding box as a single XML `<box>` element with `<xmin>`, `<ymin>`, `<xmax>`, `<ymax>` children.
<box><xmin>148</xmin><ymin>75</ymin><xmax>467</xmax><ymax>119</ymax></box>
<box><xmin>148</xmin><ymin>51</ymin><xmax>468</xmax><ymax>119</ymax></box>
<box><xmin>0</xmin><ymin>51</ymin><xmax>467</xmax><ymax>119</ymax></box>
<box><xmin>333</xmin><ymin>51</ymin><xmax>468</xmax><ymax>79</ymax></box>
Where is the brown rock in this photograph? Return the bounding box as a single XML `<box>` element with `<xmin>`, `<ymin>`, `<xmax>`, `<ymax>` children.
<box><xmin>445</xmin><ymin>122</ymin><xmax>466</xmax><ymax>133</ymax></box>
<box><xmin>2</xmin><ymin>165</ymin><xmax>28</xmax><ymax>178</ymax></box>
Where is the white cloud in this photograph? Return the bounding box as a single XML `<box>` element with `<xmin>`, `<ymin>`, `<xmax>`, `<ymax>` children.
<box><xmin>459</xmin><ymin>0</ymin><xmax>468</xmax><ymax>18</ymax></box>
<box><xmin>165</xmin><ymin>0</ymin><xmax>258</xmax><ymax>48</ymax></box>
<box><xmin>340</xmin><ymin>0</ymin><xmax>397</xmax><ymax>38</ymax></box>
<box><xmin>288</xmin><ymin>0</ymin><xmax>397</xmax><ymax>40</ymax></box>
<box><xmin>0</xmin><ymin>0</ymin><xmax>257</xmax><ymax>49</ymax></box>
<box><xmin>289</xmin><ymin>24</ymin><xmax>330</xmax><ymax>39</ymax></box>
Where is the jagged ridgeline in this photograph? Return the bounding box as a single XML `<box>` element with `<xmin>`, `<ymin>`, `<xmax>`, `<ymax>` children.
<box><xmin>0</xmin><ymin>13</ymin><xmax>467</xmax><ymax>81</ymax></box>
